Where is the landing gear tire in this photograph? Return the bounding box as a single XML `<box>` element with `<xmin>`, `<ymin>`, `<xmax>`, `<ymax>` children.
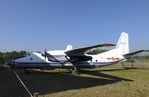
<box><xmin>72</xmin><ymin>66</ymin><xmax>79</xmax><ymax>75</ymax></box>
<box><xmin>10</xmin><ymin>64</ymin><xmax>15</xmax><ymax>69</ymax></box>
<box><xmin>24</xmin><ymin>69</ymin><xmax>29</xmax><ymax>74</ymax></box>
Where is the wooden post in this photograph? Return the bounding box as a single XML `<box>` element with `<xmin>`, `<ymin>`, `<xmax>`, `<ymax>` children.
<box><xmin>122</xmin><ymin>62</ymin><xmax>124</xmax><ymax>68</ymax></box>
<box><xmin>131</xmin><ymin>61</ymin><xmax>133</xmax><ymax>68</ymax></box>
<box><xmin>34</xmin><ymin>92</ymin><xmax>39</xmax><ymax>97</ymax></box>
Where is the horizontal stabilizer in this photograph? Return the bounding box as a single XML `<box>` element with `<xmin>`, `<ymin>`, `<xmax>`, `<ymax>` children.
<box><xmin>65</xmin><ymin>44</ymin><xmax>115</xmax><ymax>56</ymax></box>
<box><xmin>124</xmin><ymin>50</ymin><xmax>145</xmax><ymax>58</ymax></box>
<box><xmin>65</xmin><ymin>45</ymin><xmax>73</xmax><ymax>51</ymax></box>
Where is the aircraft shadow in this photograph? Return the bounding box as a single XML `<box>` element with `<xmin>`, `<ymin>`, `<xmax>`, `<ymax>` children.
<box><xmin>0</xmin><ymin>67</ymin><xmax>132</xmax><ymax>97</ymax></box>
<box><xmin>18</xmin><ymin>69</ymin><xmax>132</xmax><ymax>96</ymax></box>
<box><xmin>97</xmin><ymin>68</ymin><xmax>130</xmax><ymax>72</ymax></box>
<box><xmin>79</xmin><ymin>69</ymin><xmax>133</xmax><ymax>81</ymax></box>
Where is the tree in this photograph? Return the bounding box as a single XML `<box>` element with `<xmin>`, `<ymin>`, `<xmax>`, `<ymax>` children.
<box><xmin>0</xmin><ymin>51</ymin><xmax>27</xmax><ymax>65</ymax></box>
<box><xmin>87</xmin><ymin>49</ymin><xmax>107</xmax><ymax>55</ymax></box>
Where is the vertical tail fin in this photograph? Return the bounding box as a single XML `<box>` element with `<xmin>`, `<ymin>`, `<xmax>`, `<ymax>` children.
<box><xmin>65</xmin><ymin>45</ymin><xmax>73</xmax><ymax>51</ymax></box>
<box><xmin>116</xmin><ymin>32</ymin><xmax>129</xmax><ymax>54</ymax></box>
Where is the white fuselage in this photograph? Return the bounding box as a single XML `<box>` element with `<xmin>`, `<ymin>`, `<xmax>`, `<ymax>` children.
<box><xmin>10</xmin><ymin>32</ymin><xmax>129</xmax><ymax>69</ymax></box>
<box><xmin>13</xmin><ymin>49</ymin><xmax>125</xmax><ymax>69</ymax></box>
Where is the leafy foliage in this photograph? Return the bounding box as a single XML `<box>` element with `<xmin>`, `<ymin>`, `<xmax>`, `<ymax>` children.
<box><xmin>133</xmin><ymin>55</ymin><xmax>149</xmax><ymax>60</ymax></box>
<box><xmin>0</xmin><ymin>51</ymin><xmax>26</xmax><ymax>65</ymax></box>
<box><xmin>87</xmin><ymin>49</ymin><xmax>107</xmax><ymax>55</ymax></box>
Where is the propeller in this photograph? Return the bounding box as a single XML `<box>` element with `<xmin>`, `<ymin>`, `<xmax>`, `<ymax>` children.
<box><xmin>43</xmin><ymin>48</ymin><xmax>47</xmax><ymax>60</ymax></box>
<box><xmin>42</xmin><ymin>49</ymin><xmax>66</xmax><ymax>66</ymax></box>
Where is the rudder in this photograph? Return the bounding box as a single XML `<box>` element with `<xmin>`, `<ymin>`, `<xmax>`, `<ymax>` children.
<box><xmin>116</xmin><ymin>32</ymin><xmax>129</xmax><ymax>54</ymax></box>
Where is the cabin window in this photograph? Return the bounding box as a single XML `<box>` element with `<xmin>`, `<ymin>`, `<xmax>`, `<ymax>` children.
<box><xmin>30</xmin><ymin>58</ymin><xmax>33</xmax><ymax>61</ymax></box>
<box><xmin>95</xmin><ymin>60</ymin><xmax>98</xmax><ymax>62</ymax></box>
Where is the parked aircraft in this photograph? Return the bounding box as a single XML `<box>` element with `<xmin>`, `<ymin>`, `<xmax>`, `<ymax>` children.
<box><xmin>8</xmin><ymin>32</ymin><xmax>145</xmax><ymax>74</ymax></box>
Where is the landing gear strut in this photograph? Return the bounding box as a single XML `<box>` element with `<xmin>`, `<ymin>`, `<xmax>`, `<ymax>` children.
<box><xmin>72</xmin><ymin>66</ymin><xmax>79</xmax><ymax>75</ymax></box>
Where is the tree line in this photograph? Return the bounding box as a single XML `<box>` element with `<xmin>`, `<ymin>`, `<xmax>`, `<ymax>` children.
<box><xmin>87</xmin><ymin>49</ymin><xmax>107</xmax><ymax>55</ymax></box>
<box><xmin>0</xmin><ymin>51</ymin><xmax>27</xmax><ymax>65</ymax></box>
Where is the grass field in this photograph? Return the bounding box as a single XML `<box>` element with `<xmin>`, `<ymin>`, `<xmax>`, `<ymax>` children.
<box><xmin>0</xmin><ymin>61</ymin><xmax>149</xmax><ymax>97</ymax></box>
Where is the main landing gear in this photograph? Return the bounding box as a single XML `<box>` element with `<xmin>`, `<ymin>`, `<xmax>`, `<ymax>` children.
<box><xmin>71</xmin><ymin>66</ymin><xmax>79</xmax><ymax>75</ymax></box>
<box><xmin>24</xmin><ymin>69</ymin><xmax>30</xmax><ymax>74</ymax></box>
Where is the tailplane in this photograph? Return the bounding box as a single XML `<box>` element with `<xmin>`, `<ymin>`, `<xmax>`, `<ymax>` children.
<box><xmin>116</xmin><ymin>32</ymin><xmax>129</xmax><ymax>55</ymax></box>
<box><xmin>65</xmin><ymin>45</ymin><xmax>73</xmax><ymax>51</ymax></box>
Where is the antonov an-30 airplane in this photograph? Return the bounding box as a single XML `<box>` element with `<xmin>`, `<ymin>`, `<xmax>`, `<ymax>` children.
<box><xmin>8</xmin><ymin>32</ymin><xmax>144</xmax><ymax>74</ymax></box>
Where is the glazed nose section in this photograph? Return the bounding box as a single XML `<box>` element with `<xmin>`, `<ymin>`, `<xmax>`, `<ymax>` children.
<box><xmin>7</xmin><ymin>59</ymin><xmax>15</xmax><ymax>69</ymax></box>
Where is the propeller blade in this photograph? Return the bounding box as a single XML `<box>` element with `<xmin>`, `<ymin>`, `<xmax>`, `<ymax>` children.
<box><xmin>44</xmin><ymin>48</ymin><xmax>47</xmax><ymax>60</ymax></box>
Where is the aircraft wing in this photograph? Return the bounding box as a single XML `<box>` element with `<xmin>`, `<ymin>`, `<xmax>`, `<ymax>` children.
<box><xmin>124</xmin><ymin>50</ymin><xmax>145</xmax><ymax>58</ymax></box>
<box><xmin>65</xmin><ymin>44</ymin><xmax>115</xmax><ymax>62</ymax></box>
<box><xmin>65</xmin><ymin>44</ymin><xmax>115</xmax><ymax>56</ymax></box>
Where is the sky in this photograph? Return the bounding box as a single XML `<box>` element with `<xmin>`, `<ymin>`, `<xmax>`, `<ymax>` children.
<box><xmin>0</xmin><ymin>0</ymin><xmax>149</xmax><ymax>51</ymax></box>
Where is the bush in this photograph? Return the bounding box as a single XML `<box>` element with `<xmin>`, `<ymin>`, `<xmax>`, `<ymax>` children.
<box><xmin>0</xmin><ymin>51</ymin><xmax>27</xmax><ymax>65</ymax></box>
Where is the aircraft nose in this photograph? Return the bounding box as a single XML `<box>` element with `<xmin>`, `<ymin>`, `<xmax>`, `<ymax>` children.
<box><xmin>7</xmin><ymin>59</ymin><xmax>15</xmax><ymax>69</ymax></box>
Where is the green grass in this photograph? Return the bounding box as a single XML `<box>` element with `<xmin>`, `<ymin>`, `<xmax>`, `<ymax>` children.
<box><xmin>38</xmin><ymin>63</ymin><xmax>149</xmax><ymax>97</ymax></box>
<box><xmin>39</xmin><ymin>69</ymin><xmax>149</xmax><ymax>97</ymax></box>
<box><xmin>1</xmin><ymin>62</ymin><xmax>149</xmax><ymax>97</ymax></box>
